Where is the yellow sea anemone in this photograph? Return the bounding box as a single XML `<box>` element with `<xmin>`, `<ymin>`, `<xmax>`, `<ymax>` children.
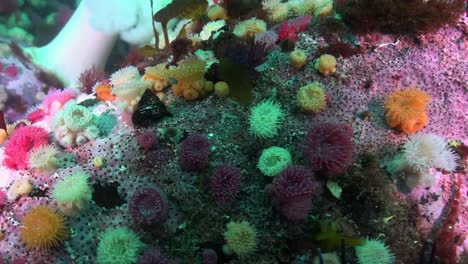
<box><xmin>20</xmin><ymin>205</ymin><xmax>68</xmax><ymax>249</ymax></box>
<box><xmin>315</xmin><ymin>54</ymin><xmax>337</xmax><ymax>76</ymax></box>
<box><xmin>296</xmin><ymin>82</ymin><xmax>327</xmax><ymax>113</ymax></box>
<box><xmin>224</xmin><ymin>221</ymin><xmax>258</xmax><ymax>256</ymax></box>
<box><xmin>233</xmin><ymin>18</ymin><xmax>267</xmax><ymax>39</ymax></box>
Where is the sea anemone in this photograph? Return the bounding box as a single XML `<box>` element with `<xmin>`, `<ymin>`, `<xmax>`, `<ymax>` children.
<box><xmin>7</xmin><ymin>178</ymin><xmax>33</xmax><ymax>200</ymax></box>
<box><xmin>110</xmin><ymin>66</ymin><xmax>141</xmax><ymax>87</ymax></box>
<box><xmin>52</xmin><ymin>170</ymin><xmax>93</xmax><ymax>216</ymax></box>
<box><xmin>315</xmin><ymin>54</ymin><xmax>337</xmax><ymax>76</ymax></box>
<box><xmin>402</xmin><ymin>132</ymin><xmax>458</xmax><ymax>172</ymax></box>
<box><xmin>385</xmin><ymin>88</ymin><xmax>430</xmax><ymax>134</ymax></box>
<box><xmin>266</xmin><ymin>165</ymin><xmax>319</xmax><ymax>221</ymax></box>
<box><xmin>257</xmin><ymin>146</ymin><xmax>292</xmax><ymax>177</ymax></box>
<box><xmin>42</xmin><ymin>88</ymin><xmax>77</xmax><ymax>115</ymax></box>
<box><xmin>20</xmin><ymin>206</ymin><xmax>68</xmax><ymax>249</ymax></box>
<box><xmin>3</xmin><ymin>125</ymin><xmax>50</xmax><ymax>170</ymax></box>
<box><xmin>61</xmin><ymin>101</ymin><xmax>94</xmax><ymax>132</ymax></box>
<box><xmin>179</xmin><ymin>134</ymin><xmax>211</xmax><ymax>171</ymax></box>
<box><xmin>224</xmin><ymin>221</ymin><xmax>258</xmax><ymax>256</ymax></box>
<box><xmin>28</xmin><ymin>145</ymin><xmax>59</xmax><ymax>174</ymax></box>
<box><xmin>200</xmin><ymin>20</ymin><xmax>226</xmax><ymax>41</ymax></box>
<box><xmin>233</xmin><ymin>18</ymin><xmax>267</xmax><ymax>39</ymax></box>
<box><xmin>210</xmin><ymin>165</ymin><xmax>241</xmax><ymax>205</ymax></box>
<box><xmin>303</xmin><ymin>123</ymin><xmax>354</xmax><ymax>176</ymax></box>
<box><xmin>262</xmin><ymin>0</ymin><xmax>289</xmax><ymax>22</ymax></box>
<box><xmin>97</xmin><ymin>227</ymin><xmax>145</xmax><ymax>264</ymax></box>
<box><xmin>128</xmin><ymin>187</ymin><xmax>168</xmax><ymax>226</ymax></box>
<box><xmin>249</xmin><ymin>100</ymin><xmax>284</xmax><ymax>139</ymax></box>
<box><xmin>138</xmin><ymin>132</ymin><xmax>158</xmax><ymax>151</ymax></box>
<box><xmin>137</xmin><ymin>247</ymin><xmax>175</xmax><ymax>264</ymax></box>
<box><xmin>296</xmin><ymin>82</ymin><xmax>327</xmax><ymax>113</ymax></box>
<box><xmin>94</xmin><ymin>82</ymin><xmax>116</xmax><ymax>101</ymax></box>
<box><xmin>355</xmin><ymin>239</ymin><xmax>395</xmax><ymax>264</ymax></box>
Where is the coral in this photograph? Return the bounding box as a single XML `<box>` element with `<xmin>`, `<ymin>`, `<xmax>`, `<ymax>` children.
<box><xmin>315</xmin><ymin>54</ymin><xmax>337</xmax><ymax>76</ymax></box>
<box><xmin>296</xmin><ymin>82</ymin><xmax>327</xmax><ymax>113</ymax></box>
<box><xmin>249</xmin><ymin>100</ymin><xmax>284</xmax><ymax>139</ymax></box>
<box><xmin>355</xmin><ymin>239</ymin><xmax>395</xmax><ymax>264</ymax></box>
<box><xmin>303</xmin><ymin>123</ymin><xmax>354</xmax><ymax>176</ymax></box>
<box><xmin>52</xmin><ymin>170</ymin><xmax>93</xmax><ymax>216</ymax></box>
<box><xmin>224</xmin><ymin>221</ymin><xmax>258</xmax><ymax>256</ymax></box>
<box><xmin>137</xmin><ymin>247</ymin><xmax>175</xmax><ymax>264</ymax></box>
<box><xmin>179</xmin><ymin>134</ymin><xmax>211</xmax><ymax>171</ymax></box>
<box><xmin>210</xmin><ymin>165</ymin><xmax>241</xmax><ymax>205</ymax></box>
<box><xmin>266</xmin><ymin>166</ymin><xmax>320</xmax><ymax>221</ymax></box>
<box><xmin>402</xmin><ymin>132</ymin><xmax>458</xmax><ymax>172</ymax></box>
<box><xmin>3</xmin><ymin>125</ymin><xmax>49</xmax><ymax>170</ymax></box>
<box><xmin>233</xmin><ymin>18</ymin><xmax>267</xmax><ymax>39</ymax></box>
<box><xmin>385</xmin><ymin>88</ymin><xmax>430</xmax><ymax>135</ymax></box>
<box><xmin>257</xmin><ymin>146</ymin><xmax>292</xmax><ymax>177</ymax></box>
<box><xmin>97</xmin><ymin>227</ymin><xmax>145</xmax><ymax>264</ymax></box>
<box><xmin>138</xmin><ymin>132</ymin><xmax>158</xmax><ymax>151</ymax></box>
<box><xmin>20</xmin><ymin>205</ymin><xmax>68</xmax><ymax>249</ymax></box>
<box><xmin>128</xmin><ymin>187</ymin><xmax>168</xmax><ymax>226</ymax></box>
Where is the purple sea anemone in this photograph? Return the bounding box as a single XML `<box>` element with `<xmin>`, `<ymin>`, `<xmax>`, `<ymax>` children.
<box><xmin>129</xmin><ymin>187</ymin><xmax>168</xmax><ymax>226</ymax></box>
<box><xmin>137</xmin><ymin>247</ymin><xmax>176</xmax><ymax>264</ymax></box>
<box><xmin>179</xmin><ymin>134</ymin><xmax>210</xmax><ymax>171</ymax></box>
<box><xmin>139</xmin><ymin>131</ymin><xmax>158</xmax><ymax>151</ymax></box>
<box><xmin>303</xmin><ymin>123</ymin><xmax>354</xmax><ymax>177</ymax></box>
<box><xmin>210</xmin><ymin>165</ymin><xmax>241</xmax><ymax>205</ymax></box>
<box><xmin>266</xmin><ymin>166</ymin><xmax>320</xmax><ymax>221</ymax></box>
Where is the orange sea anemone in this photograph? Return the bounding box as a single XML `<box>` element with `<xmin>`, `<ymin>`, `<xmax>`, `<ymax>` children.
<box><xmin>20</xmin><ymin>205</ymin><xmax>69</xmax><ymax>249</ymax></box>
<box><xmin>385</xmin><ymin>88</ymin><xmax>430</xmax><ymax>134</ymax></box>
<box><xmin>95</xmin><ymin>83</ymin><xmax>116</xmax><ymax>101</ymax></box>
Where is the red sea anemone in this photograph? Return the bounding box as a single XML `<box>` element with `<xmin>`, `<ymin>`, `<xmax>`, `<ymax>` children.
<box><xmin>179</xmin><ymin>134</ymin><xmax>210</xmax><ymax>171</ymax></box>
<box><xmin>266</xmin><ymin>166</ymin><xmax>320</xmax><ymax>221</ymax></box>
<box><xmin>129</xmin><ymin>187</ymin><xmax>168</xmax><ymax>226</ymax></box>
<box><xmin>138</xmin><ymin>131</ymin><xmax>158</xmax><ymax>151</ymax></box>
<box><xmin>210</xmin><ymin>165</ymin><xmax>241</xmax><ymax>205</ymax></box>
<box><xmin>4</xmin><ymin>126</ymin><xmax>50</xmax><ymax>170</ymax></box>
<box><xmin>303</xmin><ymin>123</ymin><xmax>354</xmax><ymax>177</ymax></box>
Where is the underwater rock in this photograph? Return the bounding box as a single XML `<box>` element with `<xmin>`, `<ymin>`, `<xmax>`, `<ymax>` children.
<box><xmin>132</xmin><ymin>89</ymin><xmax>171</xmax><ymax>127</ymax></box>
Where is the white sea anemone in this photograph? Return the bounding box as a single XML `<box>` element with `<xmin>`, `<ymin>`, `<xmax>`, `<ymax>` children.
<box><xmin>200</xmin><ymin>20</ymin><xmax>226</xmax><ymax>41</ymax></box>
<box><xmin>402</xmin><ymin>132</ymin><xmax>458</xmax><ymax>172</ymax></box>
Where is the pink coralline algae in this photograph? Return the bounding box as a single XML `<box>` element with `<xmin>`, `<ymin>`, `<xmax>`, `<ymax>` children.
<box><xmin>210</xmin><ymin>165</ymin><xmax>241</xmax><ymax>205</ymax></box>
<box><xmin>303</xmin><ymin>123</ymin><xmax>354</xmax><ymax>177</ymax></box>
<box><xmin>266</xmin><ymin>166</ymin><xmax>321</xmax><ymax>221</ymax></box>
<box><xmin>129</xmin><ymin>187</ymin><xmax>169</xmax><ymax>226</ymax></box>
<box><xmin>179</xmin><ymin>134</ymin><xmax>211</xmax><ymax>171</ymax></box>
<box><xmin>3</xmin><ymin>126</ymin><xmax>49</xmax><ymax>170</ymax></box>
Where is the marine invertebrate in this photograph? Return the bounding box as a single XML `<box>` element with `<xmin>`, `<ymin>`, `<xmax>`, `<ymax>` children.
<box><xmin>52</xmin><ymin>170</ymin><xmax>93</xmax><ymax>216</ymax></box>
<box><xmin>110</xmin><ymin>66</ymin><xmax>141</xmax><ymax>87</ymax></box>
<box><xmin>138</xmin><ymin>131</ymin><xmax>158</xmax><ymax>151</ymax></box>
<box><xmin>28</xmin><ymin>145</ymin><xmax>59</xmax><ymax>175</ymax></box>
<box><xmin>249</xmin><ymin>100</ymin><xmax>284</xmax><ymax>139</ymax></box>
<box><xmin>223</xmin><ymin>221</ymin><xmax>258</xmax><ymax>256</ymax></box>
<box><xmin>303</xmin><ymin>123</ymin><xmax>354</xmax><ymax>176</ymax></box>
<box><xmin>42</xmin><ymin>88</ymin><xmax>77</xmax><ymax>115</ymax></box>
<box><xmin>315</xmin><ymin>220</ymin><xmax>364</xmax><ymax>251</ymax></box>
<box><xmin>214</xmin><ymin>81</ymin><xmax>229</xmax><ymax>97</ymax></box>
<box><xmin>312</xmin><ymin>252</ymin><xmax>341</xmax><ymax>264</ymax></box>
<box><xmin>7</xmin><ymin>178</ymin><xmax>33</xmax><ymax>200</ymax></box>
<box><xmin>296</xmin><ymin>82</ymin><xmax>327</xmax><ymax>113</ymax></box>
<box><xmin>266</xmin><ymin>165</ymin><xmax>320</xmax><ymax>221</ymax></box>
<box><xmin>132</xmin><ymin>89</ymin><xmax>171</xmax><ymax>127</ymax></box>
<box><xmin>207</xmin><ymin>4</ymin><xmax>228</xmax><ymax>20</ymax></box>
<box><xmin>262</xmin><ymin>0</ymin><xmax>289</xmax><ymax>22</ymax></box>
<box><xmin>233</xmin><ymin>18</ymin><xmax>267</xmax><ymax>39</ymax></box>
<box><xmin>355</xmin><ymin>239</ymin><xmax>395</xmax><ymax>264</ymax></box>
<box><xmin>290</xmin><ymin>49</ymin><xmax>308</xmax><ymax>68</ymax></box>
<box><xmin>402</xmin><ymin>132</ymin><xmax>458</xmax><ymax>172</ymax></box>
<box><xmin>210</xmin><ymin>165</ymin><xmax>241</xmax><ymax>205</ymax></box>
<box><xmin>97</xmin><ymin>227</ymin><xmax>145</xmax><ymax>264</ymax></box>
<box><xmin>78</xmin><ymin>66</ymin><xmax>107</xmax><ymax>94</ymax></box>
<box><xmin>200</xmin><ymin>20</ymin><xmax>226</xmax><ymax>41</ymax></box>
<box><xmin>257</xmin><ymin>146</ymin><xmax>292</xmax><ymax>177</ymax></box>
<box><xmin>179</xmin><ymin>134</ymin><xmax>211</xmax><ymax>171</ymax></box>
<box><xmin>3</xmin><ymin>125</ymin><xmax>49</xmax><ymax>170</ymax></box>
<box><xmin>385</xmin><ymin>88</ymin><xmax>430</xmax><ymax>134</ymax></box>
<box><xmin>168</xmin><ymin>57</ymin><xmax>208</xmax><ymax>100</ymax></box>
<box><xmin>94</xmin><ymin>82</ymin><xmax>116</xmax><ymax>102</ymax></box>
<box><xmin>20</xmin><ymin>205</ymin><xmax>68</xmax><ymax>249</ymax></box>
<box><xmin>129</xmin><ymin>187</ymin><xmax>168</xmax><ymax>226</ymax></box>
<box><xmin>202</xmin><ymin>248</ymin><xmax>218</xmax><ymax>264</ymax></box>
<box><xmin>61</xmin><ymin>101</ymin><xmax>93</xmax><ymax>132</ymax></box>
<box><xmin>315</xmin><ymin>54</ymin><xmax>337</xmax><ymax>76</ymax></box>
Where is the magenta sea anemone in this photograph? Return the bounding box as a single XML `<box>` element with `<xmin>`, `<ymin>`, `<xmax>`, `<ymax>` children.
<box><xmin>210</xmin><ymin>165</ymin><xmax>241</xmax><ymax>205</ymax></box>
<box><xmin>129</xmin><ymin>187</ymin><xmax>168</xmax><ymax>226</ymax></box>
<box><xmin>179</xmin><ymin>134</ymin><xmax>210</xmax><ymax>171</ymax></box>
<box><xmin>303</xmin><ymin>122</ymin><xmax>354</xmax><ymax>177</ymax></box>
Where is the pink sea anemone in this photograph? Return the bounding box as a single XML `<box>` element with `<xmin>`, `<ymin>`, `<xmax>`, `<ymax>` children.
<box><xmin>179</xmin><ymin>135</ymin><xmax>211</xmax><ymax>171</ymax></box>
<box><xmin>210</xmin><ymin>165</ymin><xmax>241</xmax><ymax>205</ymax></box>
<box><xmin>4</xmin><ymin>126</ymin><xmax>50</xmax><ymax>170</ymax></box>
<box><xmin>42</xmin><ymin>89</ymin><xmax>77</xmax><ymax>115</ymax></box>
